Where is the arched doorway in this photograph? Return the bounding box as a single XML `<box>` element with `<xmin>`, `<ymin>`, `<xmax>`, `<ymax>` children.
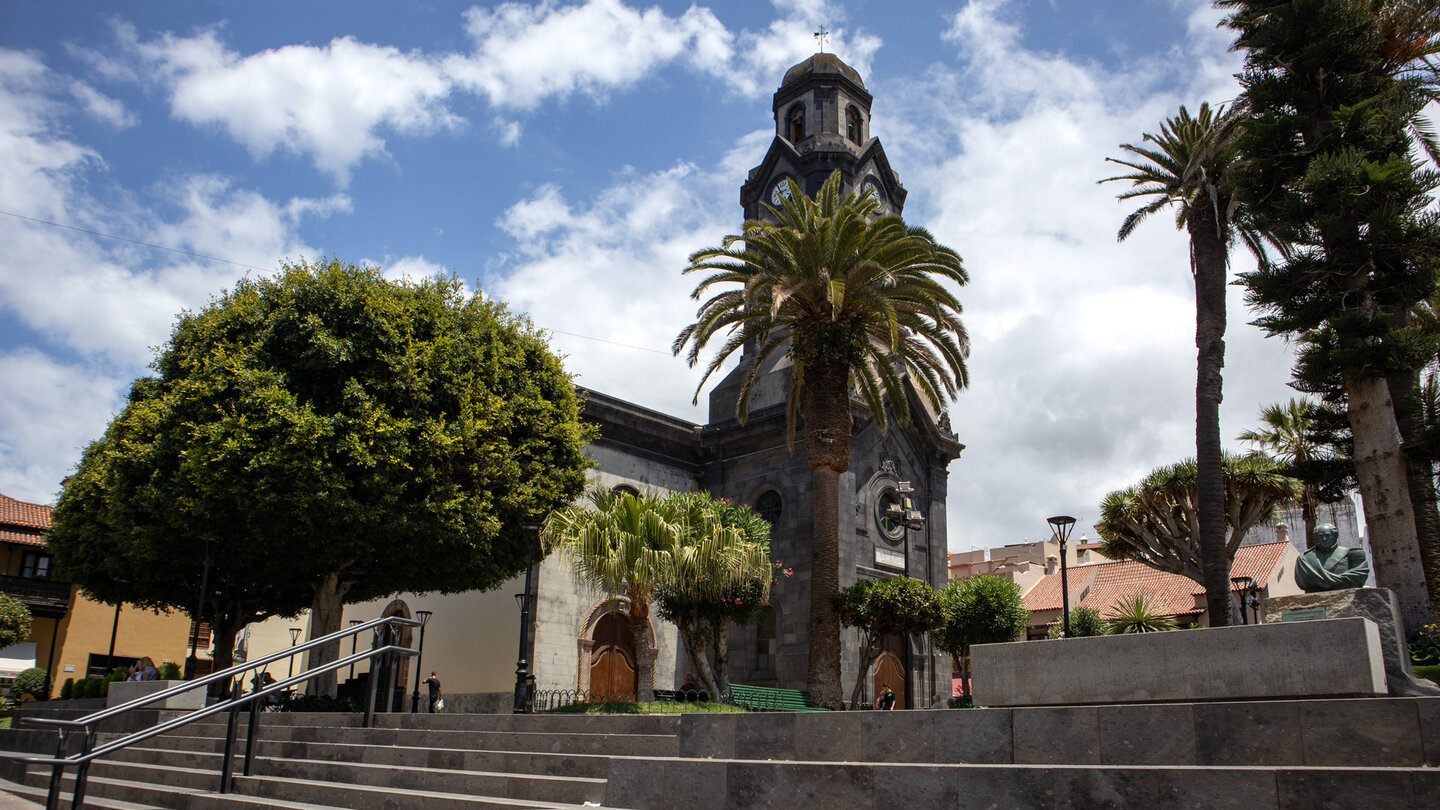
<box><xmin>373</xmin><ymin>600</ymin><xmax>413</xmax><ymax>711</ymax></box>
<box><xmin>589</xmin><ymin>612</ymin><xmax>637</xmax><ymax>702</ymax></box>
<box><xmin>873</xmin><ymin>634</ymin><xmax>906</xmax><ymax>709</ymax></box>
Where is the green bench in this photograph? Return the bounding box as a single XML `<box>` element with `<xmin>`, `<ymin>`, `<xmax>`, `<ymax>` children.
<box><xmin>726</xmin><ymin>683</ymin><xmax>829</xmax><ymax>711</ymax></box>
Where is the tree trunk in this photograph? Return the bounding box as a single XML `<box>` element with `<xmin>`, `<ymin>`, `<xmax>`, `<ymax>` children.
<box><xmin>1346</xmin><ymin>374</ymin><xmax>1431</xmax><ymax>633</ymax></box>
<box><xmin>1301</xmin><ymin>487</ymin><xmax>1319</xmax><ymax>548</ymax></box>
<box><xmin>712</xmin><ymin>619</ymin><xmax>731</xmax><ymax>693</ymax></box>
<box><xmin>958</xmin><ymin>648</ymin><xmax>971</xmax><ymax>701</ymax></box>
<box><xmin>801</xmin><ymin>355</ymin><xmax>853</xmax><ymax>708</ymax></box>
<box><xmin>1388</xmin><ymin>366</ymin><xmax>1440</xmax><ymax>625</ymax></box>
<box><xmin>627</xmin><ymin>588</ymin><xmax>655</xmax><ymax>702</ymax></box>
<box><xmin>682</xmin><ymin>634</ymin><xmax>718</xmax><ymax>699</ymax></box>
<box><xmin>848</xmin><ymin>636</ymin><xmax>879</xmax><ymax>710</ymax></box>
<box><xmin>1188</xmin><ymin>201</ymin><xmax>1233</xmax><ymax>628</ymax></box>
<box><xmin>305</xmin><ymin>571</ymin><xmax>350</xmax><ymax>697</ymax></box>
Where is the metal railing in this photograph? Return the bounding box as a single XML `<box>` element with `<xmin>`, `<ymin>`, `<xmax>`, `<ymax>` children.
<box><xmin>530</xmin><ymin>687</ymin><xmax>802</xmax><ymax>712</ymax></box>
<box><xmin>2</xmin><ymin>614</ymin><xmax>420</xmax><ymax>810</ymax></box>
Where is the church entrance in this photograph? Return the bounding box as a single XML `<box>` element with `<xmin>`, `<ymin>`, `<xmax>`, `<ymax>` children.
<box><xmin>874</xmin><ymin>634</ymin><xmax>906</xmax><ymax>709</ymax></box>
<box><xmin>588</xmin><ymin>612</ymin><xmax>637</xmax><ymax>701</ymax></box>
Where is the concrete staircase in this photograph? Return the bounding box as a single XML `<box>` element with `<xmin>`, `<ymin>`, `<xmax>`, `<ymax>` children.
<box><xmin>0</xmin><ymin>711</ymin><xmax>678</xmax><ymax>809</ymax></box>
<box><xmin>1</xmin><ymin>696</ymin><xmax>1437</xmax><ymax>808</ymax></box>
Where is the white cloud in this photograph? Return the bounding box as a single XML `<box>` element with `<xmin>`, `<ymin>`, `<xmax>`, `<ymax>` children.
<box><xmin>0</xmin><ymin>50</ymin><xmax>339</xmax><ymax>500</ymax></box>
<box><xmin>869</xmin><ymin>0</ymin><xmax>1299</xmax><ymax>548</ymax></box>
<box><xmin>0</xmin><ymin>350</ymin><xmax>129</xmax><ymax>502</ymax></box>
<box><xmin>376</xmin><ymin>255</ymin><xmax>450</xmax><ymax>284</ymax></box>
<box><xmin>490</xmin><ymin>160</ymin><xmax>740</xmax><ymax>417</ymax></box>
<box><xmin>446</xmin><ymin>0</ymin><xmax>734</xmax><ymax>110</ymax></box>
<box><xmin>133</xmin><ymin>30</ymin><xmax>458</xmax><ymax>182</ymax></box>
<box><xmin>68</xmin><ymin>81</ymin><xmax>137</xmax><ymax>128</ymax></box>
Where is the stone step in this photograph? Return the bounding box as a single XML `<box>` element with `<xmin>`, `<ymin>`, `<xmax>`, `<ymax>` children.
<box><xmin>13</xmin><ymin>761</ymin><xmax>628</xmax><ymax>810</ymax></box>
<box><xmin>605</xmin><ymin>756</ymin><xmax>1440</xmax><ymax>810</ymax></box>
<box><xmin>94</xmin><ymin>747</ymin><xmax>609</xmax><ymax>805</ymax></box>
<box><xmin>154</xmin><ymin>722</ymin><xmax>680</xmax><ymax>757</ymax></box>
<box><xmin>123</xmin><ymin>736</ymin><xmax>616</xmax><ymax>779</ymax></box>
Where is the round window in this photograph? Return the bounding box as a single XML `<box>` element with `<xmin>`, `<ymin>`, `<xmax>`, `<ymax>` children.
<box><xmin>874</xmin><ymin>486</ymin><xmax>906</xmax><ymax>545</ymax></box>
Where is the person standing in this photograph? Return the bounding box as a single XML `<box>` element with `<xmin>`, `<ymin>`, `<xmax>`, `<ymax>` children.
<box><xmin>423</xmin><ymin>671</ymin><xmax>442</xmax><ymax>712</ymax></box>
<box><xmin>877</xmin><ymin>683</ymin><xmax>896</xmax><ymax>711</ymax></box>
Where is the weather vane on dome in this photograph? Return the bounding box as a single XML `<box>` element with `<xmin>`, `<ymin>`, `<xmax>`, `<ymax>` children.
<box><xmin>814</xmin><ymin>25</ymin><xmax>829</xmax><ymax>53</ymax></box>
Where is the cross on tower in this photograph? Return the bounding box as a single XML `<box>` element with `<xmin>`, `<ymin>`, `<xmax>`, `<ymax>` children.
<box><xmin>814</xmin><ymin>26</ymin><xmax>829</xmax><ymax>53</ymax></box>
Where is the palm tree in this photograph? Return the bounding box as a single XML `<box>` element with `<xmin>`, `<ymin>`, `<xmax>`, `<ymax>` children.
<box><xmin>542</xmin><ymin>487</ymin><xmax>769</xmax><ymax>702</ymax></box>
<box><xmin>1238</xmin><ymin>398</ymin><xmax>1333</xmax><ymax>546</ymax></box>
<box><xmin>1101</xmin><ymin>103</ymin><xmax>1280</xmax><ymax>628</ymax></box>
<box><xmin>674</xmin><ymin>170</ymin><xmax>969</xmax><ymax>706</ymax></box>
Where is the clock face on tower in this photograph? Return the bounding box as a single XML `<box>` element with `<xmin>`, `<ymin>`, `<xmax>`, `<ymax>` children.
<box><xmin>861</xmin><ymin>181</ymin><xmax>879</xmax><ymax>201</ymax></box>
<box><xmin>770</xmin><ymin>179</ymin><xmax>794</xmax><ymax>206</ymax></box>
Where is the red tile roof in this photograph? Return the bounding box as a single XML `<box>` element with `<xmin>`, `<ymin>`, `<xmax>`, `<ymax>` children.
<box><xmin>0</xmin><ymin>493</ymin><xmax>51</xmax><ymax>547</ymax></box>
<box><xmin>1022</xmin><ymin>541</ymin><xmax>1292</xmax><ymax>619</ymax></box>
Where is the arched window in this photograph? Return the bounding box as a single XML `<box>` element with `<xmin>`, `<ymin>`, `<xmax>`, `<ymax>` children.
<box><xmin>754</xmin><ymin>490</ymin><xmax>782</xmax><ymax>525</ymax></box>
<box><xmin>788</xmin><ymin>104</ymin><xmax>805</xmax><ymax>142</ymax></box>
<box><xmin>846</xmin><ymin>106</ymin><xmax>862</xmax><ymax>142</ymax></box>
<box><xmin>756</xmin><ymin>606</ymin><xmax>776</xmax><ymax>672</ymax></box>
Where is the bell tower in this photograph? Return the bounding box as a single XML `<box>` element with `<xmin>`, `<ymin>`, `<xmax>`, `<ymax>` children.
<box><xmin>739</xmin><ymin>53</ymin><xmax>907</xmax><ymax>221</ymax></box>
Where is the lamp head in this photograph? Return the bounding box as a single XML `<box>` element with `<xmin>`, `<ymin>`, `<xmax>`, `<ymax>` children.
<box><xmin>416</xmin><ymin>610</ymin><xmax>433</xmax><ymax>626</ymax></box>
<box><xmin>1046</xmin><ymin>515</ymin><xmax>1077</xmax><ymax>546</ymax></box>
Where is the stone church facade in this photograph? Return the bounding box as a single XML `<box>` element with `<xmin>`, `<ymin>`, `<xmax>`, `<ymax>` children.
<box><xmin>343</xmin><ymin>53</ymin><xmax>964</xmax><ymax>710</ymax></box>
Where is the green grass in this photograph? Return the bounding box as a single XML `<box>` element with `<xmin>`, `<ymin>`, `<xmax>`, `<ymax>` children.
<box><xmin>543</xmin><ymin>700</ymin><xmax>748</xmax><ymax>715</ymax></box>
<box><xmin>1413</xmin><ymin>664</ymin><xmax>1440</xmax><ymax>683</ymax></box>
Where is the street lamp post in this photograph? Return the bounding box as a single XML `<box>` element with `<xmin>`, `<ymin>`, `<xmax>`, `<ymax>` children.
<box><xmin>287</xmin><ymin>627</ymin><xmax>302</xmax><ymax>678</ymax></box>
<box><xmin>514</xmin><ymin>522</ymin><xmax>541</xmax><ymax>714</ymax></box>
<box><xmin>1047</xmin><ymin>516</ymin><xmax>1078</xmax><ymax>638</ymax></box>
<box><xmin>409</xmin><ymin>610</ymin><xmax>434</xmax><ymax>713</ymax></box>
<box><xmin>1230</xmin><ymin>576</ymin><xmax>1259</xmax><ymax>625</ymax></box>
<box><xmin>348</xmin><ymin>619</ymin><xmax>362</xmax><ymax>682</ymax></box>
<box><xmin>882</xmin><ymin>482</ymin><xmax>926</xmax><ymax>578</ymax></box>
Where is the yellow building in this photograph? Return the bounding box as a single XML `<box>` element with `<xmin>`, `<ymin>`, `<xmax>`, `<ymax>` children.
<box><xmin>0</xmin><ymin>492</ymin><xmax>206</xmax><ymax>695</ymax></box>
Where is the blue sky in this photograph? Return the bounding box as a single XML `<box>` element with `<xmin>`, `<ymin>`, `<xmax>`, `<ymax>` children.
<box><xmin>0</xmin><ymin>0</ymin><xmax>1306</xmax><ymax>550</ymax></box>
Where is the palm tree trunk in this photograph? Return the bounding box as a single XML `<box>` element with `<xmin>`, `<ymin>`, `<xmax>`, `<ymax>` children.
<box><xmin>802</xmin><ymin>355</ymin><xmax>853</xmax><ymax>709</ymax></box>
<box><xmin>627</xmin><ymin>592</ymin><xmax>655</xmax><ymax>702</ymax></box>
<box><xmin>1301</xmin><ymin>487</ymin><xmax>1318</xmax><ymax>548</ymax></box>
<box><xmin>713</xmin><ymin>620</ymin><xmax>731</xmax><ymax>693</ymax></box>
<box><xmin>1188</xmin><ymin>203</ymin><xmax>1232</xmax><ymax>627</ymax></box>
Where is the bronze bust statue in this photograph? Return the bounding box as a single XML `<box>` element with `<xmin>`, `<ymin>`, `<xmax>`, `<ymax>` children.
<box><xmin>1295</xmin><ymin>523</ymin><xmax>1370</xmax><ymax>592</ymax></box>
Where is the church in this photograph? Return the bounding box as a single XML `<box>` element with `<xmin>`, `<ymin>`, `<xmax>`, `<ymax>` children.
<box><xmin>340</xmin><ymin>52</ymin><xmax>965</xmax><ymax>711</ymax></box>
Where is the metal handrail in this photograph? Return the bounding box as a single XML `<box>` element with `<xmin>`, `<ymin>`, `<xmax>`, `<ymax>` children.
<box><xmin>2</xmin><ymin>614</ymin><xmax>420</xmax><ymax>809</ymax></box>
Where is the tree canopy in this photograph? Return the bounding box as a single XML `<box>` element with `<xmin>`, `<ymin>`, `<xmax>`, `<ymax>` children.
<box><xmin>48</xmin><ymin>258</ymin><xmax>592</xmax><ymax>683</ymax></box>
<box><xmin>0</xmin><ymin>593</ymin><xmax>32</xmax><ymax>650</ymax></box>
<box><xmin>1096</xmin><ymin>454</ymin><xmax>1300</xmax><ymax>584</ymax></box>
<box><xmin>931</xmin><ymin>574</ymin><xmax>1028</xmax><ymax>701</ymax></box>
<box><xmin>833</xmin><ymin>576</ymin><xmax>943</xmax><ymax>709</ymax></box>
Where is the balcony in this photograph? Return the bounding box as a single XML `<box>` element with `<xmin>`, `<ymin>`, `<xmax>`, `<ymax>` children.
<box><xmin>0</xmin><ymin>574</ymin><xmax>72</xmax><ymax>619</ymax></box>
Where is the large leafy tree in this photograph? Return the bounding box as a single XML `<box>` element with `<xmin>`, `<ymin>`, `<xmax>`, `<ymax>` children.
<box><xmin>543</xmin><ymin>488</ymin><xmax>770</xmax><ymax>702</ymax></box>
<box><xmin>931</xmin><ymin>574</ymin><xmax>1027</xmax><ymax>702</ymax></box>
<box><xmin>675</xmin><ymin>169</ymin><xmax>969</xmax><ymax>706</ymax></box>
<box><xmin>49</xmin><ymin>259</ymin><xmax>592</xmax><ymax>689</ymax></box>
<box><xmin>0</xmin><ymin>593</ymin><xmax>32</xmax><ymax>650</ymax></box>
<box><xmin>1101</xmin><ymin>102</ymin><xmax>1279</xmax><ymax>628</ymax></box>
<box><xmin>832</xmin><ymin>577</ymin><xmax>943</xmax><ymax>709</ymax></box>
<box><xmin>1222</xmin><ymin>0</ymin><xmax>1440</xmax><ymax>630</ymax></box>
<box><xmin>1096</xmin><ymin>454</ymin><xmax>1301</xmax><ymax>585</ymax></box>
<box><xmin>1238</xmin><ymin>398</ymin><xmax>1354</xmax><ymax>547</ymax></box>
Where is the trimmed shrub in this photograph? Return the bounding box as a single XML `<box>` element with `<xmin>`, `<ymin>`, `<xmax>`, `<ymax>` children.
<box><xmin>81</xmin><ymin>678</ymin><xmax>103</xmax><ymax>699</ymax></box>
<box><xmin>59</xmin><ymin>678</ymin><xmax>74</xmax><ymax>700</ymax></box>
<box><xmin>157</xmin><ymin>661</ymin><xmax>181</xmax><ymax>680</ymax></box>
<box><xmin>10</xmin><ymin>668</ymin><xmax>47</xmax><ymax>700</ymax></box>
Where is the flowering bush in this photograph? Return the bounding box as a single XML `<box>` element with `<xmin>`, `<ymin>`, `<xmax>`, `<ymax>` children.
<box><xmin>1411</xmin><ymin>623</ymin><xmax>1440</xmax><ymax>666</ymax></box>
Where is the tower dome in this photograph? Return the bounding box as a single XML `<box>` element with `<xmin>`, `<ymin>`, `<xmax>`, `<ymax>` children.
<box><xmin>781</xmin><ymin>53</ymin><xmax>866</xmax><ymax>89</ymax></box>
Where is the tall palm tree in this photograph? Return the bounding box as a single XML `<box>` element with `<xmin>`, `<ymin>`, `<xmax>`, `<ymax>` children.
<box><xmin>1101</xmin><ymin>103</ymin><xmax>1279</xmax><ymax>628</ymax></box>
<box><xmin>674</xmin><ymin>170</ymin><xmax>969</xmax><ymax>706</ymax></box>
<box><xmin>541</xmin><ymin>487</ymin><xmax>768</xmax><ymax>702</ymax></box>
<box><xmin>1238</xmin><ymin>398</ymin><xmax>1329</xmax><ymax>547</ymax></box>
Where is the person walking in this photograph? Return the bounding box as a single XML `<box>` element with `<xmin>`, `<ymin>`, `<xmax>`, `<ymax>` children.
<box><xmin>423</xmin><ymin>671</ymin><xmax>442</xmax><ymax>712</ymax></box>
<box><xmin>877</xmin><ymin>683</ymin><xmax>896</xmax><ymax>711</ymax></box>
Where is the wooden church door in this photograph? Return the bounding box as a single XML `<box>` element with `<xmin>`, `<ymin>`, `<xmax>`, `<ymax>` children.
<box><xmin>874</xmin><ymin>634</ymin><xmax>906</xmax><ymax>709</ymax></box>
<box><xmin>589</xmin><ymin>612</ymin><xmax>637</xmax><ymax>701</ymax></box>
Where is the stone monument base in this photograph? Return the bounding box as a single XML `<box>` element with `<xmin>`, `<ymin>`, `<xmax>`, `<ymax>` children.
<box><xmin>1264</xmin><ymin>587</ymin><xmax>1440</xmax><ymax>697</ymax></box>
<box><xmin>105</xmin><ymin>680</ymin><xmax>203</xmax><ymax>710</ymax></box>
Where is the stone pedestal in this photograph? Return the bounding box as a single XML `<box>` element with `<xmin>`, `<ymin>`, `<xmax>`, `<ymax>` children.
<box><xmin>1264</xmin><ymin>588</ymin><xmax>1440</xmax><ymax>697</ymax></box>
<box><xmin>105</xmin><ymin>680</ymin><xmax>203</xmax><ymax>710</ymax></box>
